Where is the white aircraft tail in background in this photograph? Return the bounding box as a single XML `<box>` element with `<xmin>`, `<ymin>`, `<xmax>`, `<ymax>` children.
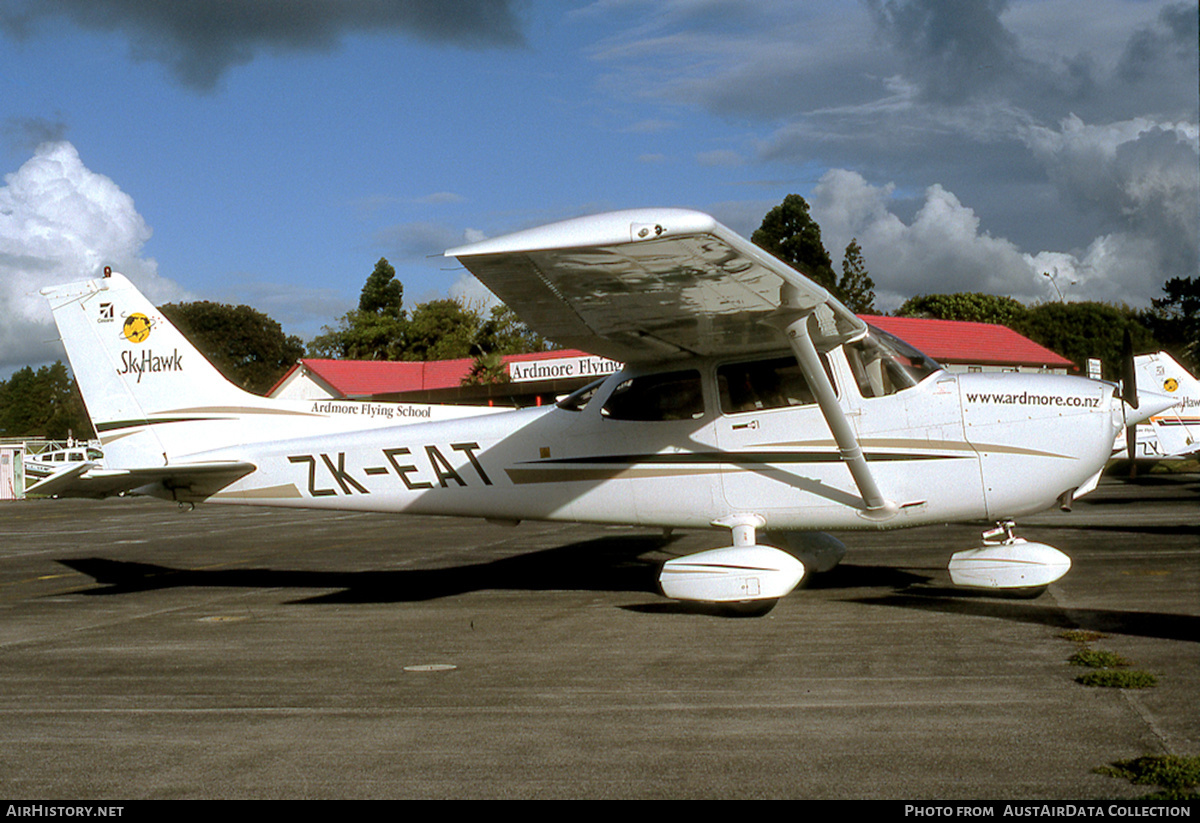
<box><xmin>1114</xmin><ymin>352</ymin><xmax>1199</xmax><ymax>461</ymax></box>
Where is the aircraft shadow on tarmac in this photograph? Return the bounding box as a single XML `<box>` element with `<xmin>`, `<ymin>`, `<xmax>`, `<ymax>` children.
<box><xmin>849</xmin><ymin>592</ymin><xmax>1200</xmax><ymax>643</ymax></box>
<box><xmin>59</xmin><ymin>534</ymin><xmax>670</xmax><ymax>604</ymax></box>
<box><xmin>1077</xmin><ymin>475</ymin><xmax>1200</xmax><ymax>506</ymax></box>
<box><xmin>58</xmin><ymin>534</ymin><xmax>923</xmax><ymax>612</ymax></box>
<box><xmin>56</xmin><ymin>534</ymin><xmax>1198</xmax><ymax>634</ymax></box>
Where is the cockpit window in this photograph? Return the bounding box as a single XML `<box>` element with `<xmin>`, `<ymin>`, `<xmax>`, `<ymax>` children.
<box><xmin>718</xmin><ymin>356</ymin><xmax>820</xmax><ymax>414</ymax></box>
<box><xmin>601</xmin><ymin>370</ymin><xmax>705</xmax><ymax>421</ymax></box>
<box><xmin>845</xmin><ymin>326</ymin><xmax>942</xmax><ymax>398</ymax></box>
<box><xmin>556</xmin><ymin>378</ymin><xmax>606</xmax><ymax>412</ymax></box>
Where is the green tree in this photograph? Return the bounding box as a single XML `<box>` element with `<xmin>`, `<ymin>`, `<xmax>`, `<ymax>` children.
<box><xmin>896</xmin><ymin>292</ymin><xmax>1030</xmax><ymax>327</ymax></box>
<box><xmin>896</xmin><ymin>293</ymin><xmax>1161</xmax><ymax>377</ymax></box>
<box><xmin>472</xmin><ymin>304</ymin><xmax>548</xmax><ymax>356</ymax></box>
<box><xmin>460</xmin><ymin>304</ymin><xmax>550</xmax><ymax>385</ymax></box>
<box><xmin>0</xmin><ymin>361</ymin><xmax>93</xmax><ymax>440</ymax></box>
<box><xmin>1140</xmin><ymin>276</ymin><xmax>1198</xmax><ymax>371</ymax></box>
<box><xmin>462</xmin><ymin>352</ymin><xmax>510</xmax><ymax>386</ymax></box>
<box><xmin>1021</xmin><ymin>302</ymin><xmax>1158</xmax><ymax>379</ymax></box>
<box><xmin>358</xmin><ymin>257</ymin><xmax>404</xmax><ymax>317</ymax></box>
<box><xmin>311</xmin><ymin>258</ymin><xmax>551</xmax><ymax>364</ymax></box>
<box><xmin>752</xmin><ymin>194</ymin><xmax>838</xmax><ymax>293</ymax></box>
<box><xmin>310</xmin><ymin>257</ymin><xmax>408</xmax><ymax>361</ymax></box>
<box><xmin>837</xmin><ymin>239</ymin><xmax>877</xmax><ymax>314</ymax></box>
<box><xmin>400</xmin><ymin>300</ymin><xmax>482</xmax><ymax>361</ymax></box>
<box><xmin>309</xmin><ymin>311</ymin><xmax>408</xmax><ymax>361</ymax></box>
<box><xmin>160</xmin><ymin>302</ymin><xmax>305</xmax><ymax>394</ymax></box>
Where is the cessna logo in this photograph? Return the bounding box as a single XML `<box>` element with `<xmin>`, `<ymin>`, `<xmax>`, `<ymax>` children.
<box><xmin>122</xmin><ymin>313</ymin><xmax>154</xmax><ymax>343</ymax></box>
<box><xmin>117</xmin><ymin>348</ymin><xmax>184</xmax><ymax>382</ymax></box>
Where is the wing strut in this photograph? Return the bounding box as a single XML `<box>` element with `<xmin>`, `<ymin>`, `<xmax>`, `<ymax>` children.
<box><xmin>768</xmin><ymin>285</ymin><xmax>898</xmax><ymax>521</ymax></box>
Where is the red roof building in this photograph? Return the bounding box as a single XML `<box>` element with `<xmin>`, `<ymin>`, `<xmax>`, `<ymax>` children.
<box><xmin>268</xmin><ymin>318</ymin><xmax>1074</xmax><ymax>405</ymax></box>
<box><xmin>862</xmin><ymin>316</ymin><xmax>1075</xmax><ymax>373</ymax></box>
<box><xmin>269</xmin><ymin>349</ymin><xmax>619</xmax><ymax>405</ymax></box>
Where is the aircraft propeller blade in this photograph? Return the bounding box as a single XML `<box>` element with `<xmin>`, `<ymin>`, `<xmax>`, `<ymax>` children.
<box><xmin>1121</xmin><ymin>329</ymin><xmax>1138</xmax><ymax>467</ymax></box>
<box><xmin>1121</xmin><ymin>329</ymin><xmax>1138</xmax><ymax>411</ymax></box>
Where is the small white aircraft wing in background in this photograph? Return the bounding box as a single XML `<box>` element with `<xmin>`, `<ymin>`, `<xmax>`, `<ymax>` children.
<box><xmin>445</xmin><ymin>209</ymin><xmax>866</xmax><ymax>363</ymax></box>
<box><xmin>26</xmin><ymin>460</ymin><xmax>257</xmax><ymax>500</ymax></box>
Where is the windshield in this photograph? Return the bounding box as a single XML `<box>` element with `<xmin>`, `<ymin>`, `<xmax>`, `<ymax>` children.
<box><xmin>556</xmin><ymin>378</ymin><xmax>606</xmax><ymax>412</ymax></box>
<box><xmin>845</xmin><ymin>326</ymin><xmax>942</xmax><ymax>398</ymax></box>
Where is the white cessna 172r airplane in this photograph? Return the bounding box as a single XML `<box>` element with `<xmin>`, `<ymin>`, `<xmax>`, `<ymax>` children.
<box><xmin>35</xmin><ymin>209</ymin><xmax>1174</xmax><ymax>611</ymax></box>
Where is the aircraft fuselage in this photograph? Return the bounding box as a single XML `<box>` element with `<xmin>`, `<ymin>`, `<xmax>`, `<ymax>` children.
<box><xmin>189</xmin><ymin>348</ymin><xmax>1119</xmax><ymax>534</ymax></box>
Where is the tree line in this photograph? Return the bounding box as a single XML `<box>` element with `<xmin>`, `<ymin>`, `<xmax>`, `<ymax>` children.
<box><xmin>751</xmin><ymin>193</ymin><xmax>1196</xmax><ymax>379</ymax></box>
<box><xmin>1</xmin><ymin>197</ymin><xmax>1195</xmax><ymax>439</ymax></box>
<box><xmin>894</xmin><ymin>288</ymin><xmax>1196</xmax><ymax>381</ymax></box>
<box><xmin>307</xmin><ymin>258</ymin><xmax>547</xmax><ymax>373</ymax></box>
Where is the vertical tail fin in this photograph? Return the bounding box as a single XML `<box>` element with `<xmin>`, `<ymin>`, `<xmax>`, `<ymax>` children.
<box><xmin>1133</xmin><ymin>352</ymin><xmax>1199</xmax><ymax>457</ymax></box>
<box><xmin>42</xmin><ymin>271</ymin><xmax>267</xmax><ymax>467</ymax></box>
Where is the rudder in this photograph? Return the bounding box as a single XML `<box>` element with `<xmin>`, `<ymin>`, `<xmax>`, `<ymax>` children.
<box><xmin>42</xmin><ymin>270</ymin><xmax>264</xmax><ymax>467</ymax></box>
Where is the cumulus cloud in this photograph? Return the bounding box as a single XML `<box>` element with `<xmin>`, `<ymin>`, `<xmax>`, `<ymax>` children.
<box><xmin>0</xmin><ymin>0</ymin><xmax>527</xmax><ymax>91</ymax></box>
<box><xmin>864</xmin><ymin>0</ymin><xmax>1197</xmax><ymax>122</ymax></box>
<box><xmin>592</xmin><ymin>1</ymin><xmax>1197</xmax><ymax>306</ymax></box>
<box><xmin>1116</xmin><ymin>1</ymin><xmax>1199</xmax><ymax>87</ymax></box>
<box><xmin>0</xmin><ymin>141</ymin><xmax>183</xmax><ymax>369</ymax></box>
<box><xmin>864</xmin><ymin>0</ymin><xmax>1026</xmax><ymax>105</ymax></box>
<box><xmin>810</xmin><ymin>170</ymin><xmax>1042</xmax><ymax>309</ymax></box>
<box><xmin>809</xmin><ymin>144</ymin><xmax>1198</xmax><ymax>313</ymax></box>
<box><xmin>1019</xmin><ymin>116</ymin><xmax>1199</xmax><ymax>299</ymax></box>
<box><xmin>1022</xmin><ymin>117</ymin><xmax>1198</xmax><ymax>233</ymax></box>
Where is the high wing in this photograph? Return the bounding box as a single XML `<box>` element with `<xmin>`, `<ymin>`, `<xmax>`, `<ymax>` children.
<box><xmin>445</xmin><ymin>209</ymin><xmax>866</xmax><ymax>362</ymax></box>
<box><xmin>27</xmin><ymin>460</ymin><xmax>256</xmax><ymax>500</ymax></box>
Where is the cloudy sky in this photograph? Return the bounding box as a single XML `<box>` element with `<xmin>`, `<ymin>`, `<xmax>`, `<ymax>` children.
<box><xmin>1</xmin><ymin>0</ymin><xmax>1196</xmax><ymax>373</ymax></box>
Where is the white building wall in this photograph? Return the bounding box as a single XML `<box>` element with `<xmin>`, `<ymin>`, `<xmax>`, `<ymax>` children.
<box><xmin>269</xmin><ymin>369</ymin><xmax>340</xmax><ymax>401</ymax></box>
<box><xmin>0</xmin><ymin>446</ymin><xmax>25</xmax><ymax>500</ymax></box>
<box><xmin>941</xmin><ymin>363</ymin><xmax>1068</xmax><ymax>375</ymax></box>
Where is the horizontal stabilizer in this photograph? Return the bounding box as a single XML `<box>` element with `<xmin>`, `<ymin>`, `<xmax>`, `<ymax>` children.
<box><xmin>27</xmin><ymin>460</ymin><xmax>256</xmax><ymax>500</ymax></box>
